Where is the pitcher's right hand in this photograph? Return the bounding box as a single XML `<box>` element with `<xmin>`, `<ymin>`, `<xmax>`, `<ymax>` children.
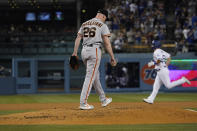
<box><xmin>111</xmin><ymin>58</ymin><xmax>117</xmax><ymax>67</ymax></box>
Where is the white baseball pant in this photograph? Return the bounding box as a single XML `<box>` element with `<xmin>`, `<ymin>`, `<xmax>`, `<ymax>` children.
<box><xmin>80</xmin><ymin>45</ymin><xmax>106</xmax><ymax>105</ymax></box>
<box><xmin>147</xmin><ymin>67</ymin><xmax>187</xmax><ymax>102</ymax></box>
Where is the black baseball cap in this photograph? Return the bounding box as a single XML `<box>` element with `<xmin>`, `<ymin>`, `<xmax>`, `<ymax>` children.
<box><xmin>97</xmin><ymin>9</ymin><xmax>108</xmax><ymax>18</ymax></box>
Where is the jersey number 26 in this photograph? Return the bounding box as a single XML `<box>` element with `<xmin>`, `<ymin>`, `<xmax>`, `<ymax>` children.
<box><xmin>84</xmin><ymin>27</ymin><xmax>96</xmax><ymax>37</ymax></box>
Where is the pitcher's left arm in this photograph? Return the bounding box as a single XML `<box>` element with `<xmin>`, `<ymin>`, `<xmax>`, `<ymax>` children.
<box><xmin>166</xmin><ymin>57</ymin><xmax>171</xmax><ymax>66</ymax></box>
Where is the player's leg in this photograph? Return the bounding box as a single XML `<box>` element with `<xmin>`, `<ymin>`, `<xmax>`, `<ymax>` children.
<box><xmin>93</xmin><ymin>70</ymin><xmax>112</xmax><ymax>107</ymax></box>
<box><xmin>144</xmin><ymin>74</ymin><xmax>163</xmax><ymax>104</ymax></box>
<box><xmin>159</xmin><ymin>68</ymin><xmax>190</xmax><ymax>89</ymax></box>
<box><xmin>80</xmin><ymin>47</ymin><xmax>101</xmax><ymax>109</ymax></box>
<box><xmin>80</xmin><ymin>48</ymin><xmax>93</xmax><ymax>109</ymax></box>
<box><xmin>93</xmin><ymin>70</ymin><xmax>105</xmax><ymax>101</ymax></box>
<box><xmin>80</xmin><ymin>58</ymin><xmax>99</xmax><ymax>104</ymax></box>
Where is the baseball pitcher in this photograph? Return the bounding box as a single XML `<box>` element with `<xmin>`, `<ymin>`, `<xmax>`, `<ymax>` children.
<box><xmin>72</xmin><ymin>9</ymin><xmax>117</xmax><ymax>110</ymax></box>
<box><xmin>143</xmin><ymin>40</ymin><xmax>191</xmax><ymax>104</ymax></box>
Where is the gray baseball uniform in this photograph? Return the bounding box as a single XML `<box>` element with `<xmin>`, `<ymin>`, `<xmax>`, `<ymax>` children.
<box><xmin>78</xmin><ymin>18</ymin><xmax>110</xmax><ymax>105</ymax></box>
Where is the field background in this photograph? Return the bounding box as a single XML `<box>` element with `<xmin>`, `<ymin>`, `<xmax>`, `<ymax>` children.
<box><xmin>0</xmin><ymin>93</ymin><xmax>197</xmax><ymax>131</ymax></box>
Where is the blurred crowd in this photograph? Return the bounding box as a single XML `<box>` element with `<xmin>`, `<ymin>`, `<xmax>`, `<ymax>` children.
<box><xmin>105</xmin><ymin>0</ymin><xmax>166</xmax><ymax>52</ymax></box>
<box><xmin>0</xmin><ymin>24</ymin><xmax>75</xmax><ymax>44</ymax></box>
<box><xmin>0</xmin><ymin>0</ymin><xmax>196</xmax><ymax>54</ymax></box>
<box><xmin>105</xmin><ymin>0</ymin><xmax>197</xmax><ymax>53</ymax></box>
<box><xmin>0</xmin><ymin>24</ymin><xmax>75</xmax><ymax>34</ymax></box>
<box><xmin>174</xmin><ymin>0</ymin><xmax>197</xmax><ymax>53</ymax></box>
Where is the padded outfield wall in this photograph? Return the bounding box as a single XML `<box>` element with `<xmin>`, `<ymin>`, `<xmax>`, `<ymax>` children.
<box><xmin>0</xmin><ymin>53</ymin><xmax>196</xmax><ymax>94</ymax></box>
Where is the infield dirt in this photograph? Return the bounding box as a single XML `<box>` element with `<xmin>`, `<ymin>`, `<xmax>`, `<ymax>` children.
<box><xmin>0</xmin><ymin>102</ymin><xmax>197</xmax><ymax>125</ymax></box>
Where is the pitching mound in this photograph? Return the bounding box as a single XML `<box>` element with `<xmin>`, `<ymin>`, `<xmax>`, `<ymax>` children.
<box><xmin>0</xmin><ymin>102</ymin><xmax>197</xmax><ymax>125</ymax></box>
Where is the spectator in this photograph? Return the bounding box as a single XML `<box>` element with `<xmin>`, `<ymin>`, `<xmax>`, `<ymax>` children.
<box><xmin>113</xmin><ymin>32</ymin><xmax>125</xmax><ymax>52</ymax></box>
<box><xmin>174</xmin><ymin>25</ymin><xmax>183</xmax><ymax>41</ymax></box>
<box><xmin>147</xmin><ymin>0</ymin><xmax>153</xmax><ymax>9</ymax></box>
<box><xmin>182</xmin><ymin>26</ymin><xmax>190</xmax><ymax>39</ymax></box>
<box><xmin>127</xmin><ymin>29</ymin><xmax>135</xmax><ymax>44</ymax></box>
<box><xmin>193</xmin><ymin>26</ymin><xmax>197</xmax><ymax>43</ymax></box>
<box><xmin>129</xmin><ymin>2</ymin><xmax>137</xmax><ymax>13</ymax></box>
<box><xmin>135</xmin><ymin>30</ymin><xmax>141</xmax><ymax>44</ymax></box>
<box><xmin>105</xmin><ymin>0</ymin><xmax>167</xmax><ymax>52</ymax></box>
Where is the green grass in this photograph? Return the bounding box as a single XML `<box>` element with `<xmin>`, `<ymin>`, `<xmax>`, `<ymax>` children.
<box><xmin>185</xmin><ymin>108</ymin><xmax>197</xmax><ymax>111</ymax></box>
<box><xmin>191</xmin><ymin>108</ymin><xmax>197</xmax><ymax>111</ymax></box>
<box><xmin>0</xmin><ymin>93</ymin><xmax>197</xmax><ymax>104</ymax></box>
<box><xmin>0</xmin><ymin>93</ymin><xmax>197</xmax><ymax>131</ymax></box>
<box><xmin>0</xmin><ymin>124</ymin><xmax>197</xmax><ymax>131</ymax></box>
<box><xmin>0</xmin><ymin>110</ymin><xmax>35</xmax><ymax>116</ymax></box>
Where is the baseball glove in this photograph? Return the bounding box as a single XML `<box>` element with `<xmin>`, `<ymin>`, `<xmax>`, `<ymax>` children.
<box><xmin>69</xmin><ymin>56</ymin><xmax>80</xmax><ymax>70</ymax></box>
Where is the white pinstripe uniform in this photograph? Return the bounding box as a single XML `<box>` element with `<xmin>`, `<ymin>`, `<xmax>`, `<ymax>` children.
<box><xmin>145</xmin><ymin>49</ymin><xmax>190</xmax><ymax>103</ymax></box>
<box><xmin>78</xmin><ymin>18</ymin><xmax>110</xmax><ymax>106</ymax></box>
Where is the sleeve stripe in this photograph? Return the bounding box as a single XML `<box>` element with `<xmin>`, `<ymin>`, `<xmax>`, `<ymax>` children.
<box><xmin>77</xmin><ymin>33</ymin><xmax>83</xmax><ymax>37</ymax></box>
<box><xmin>103</xmin><ymin>34</ymin><xmax>111</xmax><ymax>37</ymax></box>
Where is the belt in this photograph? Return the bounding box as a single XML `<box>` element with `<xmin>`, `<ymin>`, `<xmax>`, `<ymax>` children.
<box><xmin>83</xmin><ymin>41</ymin><xmax>102</xmax><ymax>46</ymax></box>
<box><xmin>155</xmin><ymin>69</ymin><xmax>160</xmax><ymax>72</ymax></box>
<box><xmin>155</xmin><ymin>66</ymin><xmax>167</xmax><ymax>72</ymax></box>
<box><xmin>85</xmin><ymin>44</ymin><xmax>94</xmax><ymax>47</ymax></box>
<box><xmin>83</xmin><ymin>42</ymin><xmax>102</xmax><ymax>48</ymax></box>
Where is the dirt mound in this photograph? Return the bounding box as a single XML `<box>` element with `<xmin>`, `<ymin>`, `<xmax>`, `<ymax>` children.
<box><xmin>0</xmin><ymin>102</ymin><xmax>197</xmax><ymax>125</ymax></box>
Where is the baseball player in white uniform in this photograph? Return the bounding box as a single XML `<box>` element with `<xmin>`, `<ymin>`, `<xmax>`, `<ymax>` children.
<box><xmin>143</xmin><ymin>40</ymin><xmax>191</xmax><ymax>104</ymax></box>
<box><xmin>72</xmin><ymin>9</ymin><xmax>117</xmax><ymax>110</ymax></box>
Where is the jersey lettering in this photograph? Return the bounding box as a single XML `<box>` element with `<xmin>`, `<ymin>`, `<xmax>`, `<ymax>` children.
<box><xmin>83</xmin><ymin>27</ymin><xmax>96</xmax><ymax>37</ymax></box>
<box><xmin>78</xmin><ymin>18</ymin><xmax>110</xmax><ymax>45</ymax></box>
<box><xmin>82</xmin><ymin>21</ymin><xmax>103</xmax><ymax>28</ymax></box>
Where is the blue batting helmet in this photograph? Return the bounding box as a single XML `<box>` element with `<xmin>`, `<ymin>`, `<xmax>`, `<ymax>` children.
<box><xmin>152</xmin><ymin>40</ymin><xmax>161</xmax><ymax>49</ymax></box>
